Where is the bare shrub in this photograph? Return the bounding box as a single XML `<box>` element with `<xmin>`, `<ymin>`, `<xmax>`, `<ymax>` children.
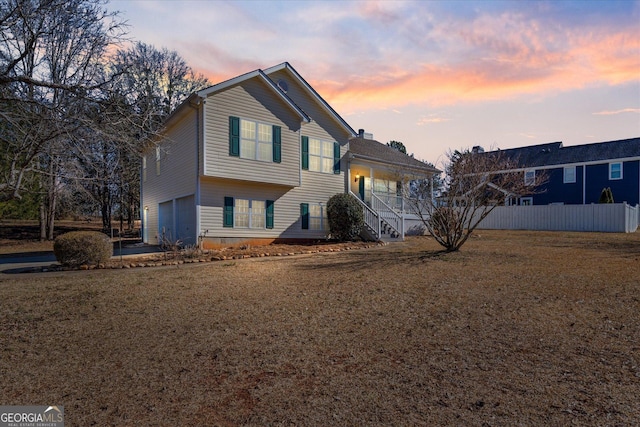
<box><xmin>53</xmin><ymin>231</ymin><xmax>112</xmax><ymax>267</ymax></box>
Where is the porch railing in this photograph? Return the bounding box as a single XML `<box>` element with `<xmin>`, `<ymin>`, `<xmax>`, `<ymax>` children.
<box><xmin>372</xmin><ymin>193</ymin><xmax>404</xmax><ymax>239</ymax></box>
<box><xmin>349</xmin><ymin>191</ymin><xmax>380</xmax><ymax>239</ymax></box>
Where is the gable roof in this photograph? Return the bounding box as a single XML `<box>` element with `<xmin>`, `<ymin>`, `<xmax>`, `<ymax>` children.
<box><xmin>349</xmin><ymin>137</ymin><xmax>440</xmax><ymax>174</ymax></box>
<box><xmin>263</xmin><ymin>62</ymin><xmax>357</xmax><ymax>137</ymax></box>
<box><xmin>197</xmin><ymin>68</ymin><xmax>310</xmax><ymax>123</ymax></box>
<box><xmin>493</xmin><ymin>137</ymin><xmax>640</xmax><ymax>169</ymax></box>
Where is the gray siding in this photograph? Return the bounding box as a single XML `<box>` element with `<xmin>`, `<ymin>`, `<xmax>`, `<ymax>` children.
<box><xmin>267</xmin><ymin>69</ymin><xmax>352</xmax><ymax>143</ymax></box>
<box><xmin>202</xmin><ymin>80</ymin><xmax>302</xmax><ymax>187</ymax></box>
<box><xmin>198</xmin><ymin>71</ymin><xmax>351</xmax><ymax>240</ymax></box>
<box><xmin>142</xmin><ymin>111</ymin><xmax>198</xmax><ymax>244</ymax></box>
<box><xmin>200</xmin><ymin>174</ymin><xmax>345</xmax><ymax>240</ymax></box>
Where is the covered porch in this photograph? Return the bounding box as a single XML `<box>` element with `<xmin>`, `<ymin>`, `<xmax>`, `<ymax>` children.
<box><xmin>346</xmin><ymin>134</ymin><xmax>440</xmax><ymax>241</ymax></box>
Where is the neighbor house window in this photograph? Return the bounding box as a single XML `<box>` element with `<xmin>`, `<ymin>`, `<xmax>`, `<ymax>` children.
<box><xmin>228</xmin><ymin>116</ymin><xmax>281</xmax><ymax>163</ymax></box>
<box><xmin>142</xmin><ymin>155</ymin><xmax>147</xmax><ymax>182</ymax></box>
<box><xmin>301</xmin><ymin>136</ymin><xmax>340</xmax><ymax>174</ymax></box>
<box><xmin>524</xmin><ymin>169</ymin><xmax>535</xmax><ymax>186</ymax></box>
<box><xmin>520</xmin><ymin>197</ymin><xmax>533</xmax><ymax>206</ymax></box>
<box><xmin>563</xmin><ymin>166</ymin><xmax>576</xmax><ymax>183</ymax></box>
<box><xmin>609</xmin><ymin>162</ymin><xmax>622</xmax><ymax>180</ymax></box>
<box><xmin>224</xmin><ymin>197</ymin><xmax>274</xmax><ymax>229</ymax></box>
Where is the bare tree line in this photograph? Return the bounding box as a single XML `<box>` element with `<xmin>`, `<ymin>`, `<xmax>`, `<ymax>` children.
<box><xmin>0</xmin><ymin>0</ymin><xmax>209</xmax><ymax>239</ymax></box>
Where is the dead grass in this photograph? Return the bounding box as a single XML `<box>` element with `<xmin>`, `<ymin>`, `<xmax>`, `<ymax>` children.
<box><xmin>1</xmin><ymin>230</ymin><xmax>639</xmax><ymax>426</ymax></box>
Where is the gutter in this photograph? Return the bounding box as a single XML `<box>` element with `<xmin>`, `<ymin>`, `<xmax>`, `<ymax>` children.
<box><xmin>348</xmin><ymin>152</ymin><xmax>441</xmax><ymax>175</ymax></box>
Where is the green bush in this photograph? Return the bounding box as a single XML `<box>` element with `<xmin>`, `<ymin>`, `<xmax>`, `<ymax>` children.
<box><xmin>327</xmin><ymin>193</ymin><xmax>364</xmax><ymax>241</ymax></box>
<box><xmin>53</xmin><ymin>231</ymin><xmax>112</xmax><ymax>267</ymax></box>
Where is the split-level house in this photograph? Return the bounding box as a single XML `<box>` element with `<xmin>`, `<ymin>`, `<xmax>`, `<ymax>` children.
<box><xmin>140</xmin><ymin>62</ymin><xmax>438</xmax><ymax>248</ymax></box>
<box><xmin>477</xmin><ymin>138</ymin><xmax>640</xmax><ymax>206</ymax></box>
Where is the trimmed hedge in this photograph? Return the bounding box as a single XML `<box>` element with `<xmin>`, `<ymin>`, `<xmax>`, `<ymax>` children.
<box><xmin>327</xmin><ymin>193</ymin><xmax>364</xmax><ymax>241</ymax></box>
<box><xmin>53</xmin><ymin>231</ymin><xmax>112</xmax><ymax>267</ymax></box>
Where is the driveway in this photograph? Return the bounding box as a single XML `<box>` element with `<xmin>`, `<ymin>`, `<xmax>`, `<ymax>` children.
<box><xmin>0</xmin><ymin>243</ymin><xmax>162</xmax><ymax>274</ymax></box>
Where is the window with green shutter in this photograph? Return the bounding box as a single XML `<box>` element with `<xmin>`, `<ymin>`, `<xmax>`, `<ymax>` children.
<box><xmin>301</xmin><ymin>136</ymin><xmax>309</xmax><ymax>170</ymax></box>
<box><xmin>229</xmin><ymin>117</ymin><xmax>240</xmax><ymax>157</ymax></box>
<box><xmin>272</xmin><ymin>126</ymin><xmax>281</xmax><ymax>163</ymax></box>
<box><xmin>304</xmin><ymin>136</ymin><xmax>338</xmax><ymax>174</ymax></box>
<box><xmin>266</xmin><ymin>200</ymin><xmax>274</xmax><ymax>229</ymax></box>
<box><xmin>223</xmin><ymin>197</ymin><xmax>234</xmax><ymax>227</ymax></box>
<box><xmin>333</xmin><ymin>142</ymin><xmax>340</xmax><ymax>174</ymax></box>
<box><xmin>300</xmin><ymin>203</ymin><xmax>309</xmax><ymax>229</ymax></box>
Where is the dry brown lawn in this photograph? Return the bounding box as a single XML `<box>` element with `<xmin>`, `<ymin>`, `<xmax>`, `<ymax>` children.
<box><xmin>1</xmin><ymin>230</ymin><xmax>639</xmax><ymax>426</ymax></box>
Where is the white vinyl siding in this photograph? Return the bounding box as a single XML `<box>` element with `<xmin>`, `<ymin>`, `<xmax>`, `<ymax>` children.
<box><xmin>200</xmin><ymin>171</ymin><xmax>344</xmax><ymax>240</ymax></box>
<box><xmin>202</xmin><ymin>80</ymin><xmax>301</xmax><ymax>187</ymax></box>
<box><xmin>141</xmin><ymin>112</ymin><xmax>199</xmax><ymax>245</ymax></box>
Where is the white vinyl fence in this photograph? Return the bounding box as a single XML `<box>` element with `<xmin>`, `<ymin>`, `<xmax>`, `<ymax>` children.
<box><xmin>476</xmin><ymin>203</ymin><xmax>639</xmax><ymax>233</ymax></box>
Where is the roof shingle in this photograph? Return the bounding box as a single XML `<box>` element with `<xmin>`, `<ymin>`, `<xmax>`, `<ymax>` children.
<box><xmin>349</xmin><ymin>137</ymin><xmax>440</xmax><ymax>173</ymax></box>
<box><xmin>491</xmin><ymin>137</ymin><xmax>640</xmax><ymax>168</ymax></box>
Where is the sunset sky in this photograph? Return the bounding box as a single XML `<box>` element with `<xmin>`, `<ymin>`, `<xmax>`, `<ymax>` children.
<box><xmin>109</xmin><ymin>0</ymin><xmax>640</xmax><ymax>166</ymax></box>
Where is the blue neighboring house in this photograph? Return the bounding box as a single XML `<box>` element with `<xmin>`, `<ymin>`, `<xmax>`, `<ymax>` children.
<box><xmin>482</xmin><ymin>137</ymin><xmax>640</xmax><ymax>206</ymax></box>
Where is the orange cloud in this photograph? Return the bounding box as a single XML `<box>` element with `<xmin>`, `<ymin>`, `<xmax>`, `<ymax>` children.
<box><xmin>311</xmin><ymin>13</ymin><xmax>640</xmax><ymax>110</ymax></box>
<box><xmin>593</xmin><ymin>108</ymin><xmax>640</xmax><ymax>116</ymax></box>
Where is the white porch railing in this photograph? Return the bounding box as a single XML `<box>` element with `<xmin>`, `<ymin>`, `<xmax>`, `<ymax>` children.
<box><xmin>349</xmin><ymin>191</ymin><xmax>380</xmax><ymax>239</ymax></box>
<box><xmin>372</xmin><ymin>193</ymin><xmax>404</xmax><ymax>239</ymax></box>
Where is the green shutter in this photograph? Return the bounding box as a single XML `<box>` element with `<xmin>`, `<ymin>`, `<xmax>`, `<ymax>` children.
<box><xmin>223</xmin><ymin>197</ymin><xmax>234</xmax><ymax>227</ymax></box>
<box><xmin>300</xmin><ymin>203</ymin><xmax>309</xmax><ymax>229</ymax></box>
<box><xmin>333</xmin><ymin>142</ymin><xmax>340</xmax><ymax>174</ymax></box>
<box><xmin>301</xmin><ymin>136</ymin><xmax>309</xmax><ymax>170</ymax></box>
<box><xmin>229</xmin><ymin>116</ymin><xmax>240</xmax><ymax>157</ymax></box>
<box><xmin>272</xmin><ymin>126</ymin><xmax>281</xmax><ymax>163</ymax></box>
<box><xmin>266</xmin><ymin>200</ymin><xmax>274</xmax><ymax>229</ymax></box>
<box><xmin>358</xmin><ymin>177</ymin><xmax>365</xmax><ymax>200</ymax></box>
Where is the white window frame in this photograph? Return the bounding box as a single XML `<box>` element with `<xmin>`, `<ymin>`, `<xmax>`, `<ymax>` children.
<box><xmin>155</xmin><ymin>146</ymin><xmax>161</xmax><ymax>176</ymax></box>
<box><xmin>563</xmin><ymin>166</ymin><xmax>576</xmax><ymax>183</ymax></box>
<box><xmin>609</xmin><ymin>162</ymin><xmax>622</xmax><ymax>180</ymax></box>
<box><xmin>142</xmin><ymin>155</ymin><xmax>147</xmax><ymax>182</ymax></box>
<box><xmin>308</xmin><ymin>203</ymin><xmax>328</xmax><ymax>231</ymax></box>
<box><xmin>308</xmin><ymin>138</ymin><xmax>334</xmax><ymax>174</ymax></box>
<box><xmin>524</xmin><ymin>169</ymin><xmax>535</xmax><ymax>186</ymax></box>
<box><xmin>234</xmin><ymin>199</ymin><xmax>266</xmax><ymax>229</ymax></box>
<box><xmin>240</xmin><ymin>118</ymin><xmax>273</xmax><ymax>162</ymax></box>
<box><xmin>520</xmin><ymin>197</ymin><xmax>533</xmax><ymax>206</ymax></box>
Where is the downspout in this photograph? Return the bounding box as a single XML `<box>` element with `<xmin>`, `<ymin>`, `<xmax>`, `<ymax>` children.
<box><xmin>189</xmin><ymin>96</ymin><xmax>202</xmax><ymax>244</ymax></box>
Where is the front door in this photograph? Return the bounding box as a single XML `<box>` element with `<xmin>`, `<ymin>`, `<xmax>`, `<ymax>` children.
<box><xmin>358</xmin><ymin>176</ymin><xmax>372</xmax><ymax>204</ymax></box>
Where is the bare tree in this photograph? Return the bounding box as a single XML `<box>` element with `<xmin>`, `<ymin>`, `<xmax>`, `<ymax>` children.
<box><xmin>77</xmin><ymin>42</ymin><xmax>210</xmax><ymax>233</ymax></box>
<box><xmin>0</xmin><ymin>0</ymin><xmax>126</xmax><ymax>239</ymax></box>
<box><xmin>405</xmin><ymin>148</ymin><xmax>546</xmax><ymax>252</ymax></box>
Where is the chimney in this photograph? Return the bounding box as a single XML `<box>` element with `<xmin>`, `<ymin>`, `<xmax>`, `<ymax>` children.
<box><xmin>358</xmin><ymin>129</ymin><xmax>373</xmax><ymax>139</ymax></box>
<box><xmin>472</xmin><ymin>146</ymin><xmax>484</xmax><ymax>154</ymax></box>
